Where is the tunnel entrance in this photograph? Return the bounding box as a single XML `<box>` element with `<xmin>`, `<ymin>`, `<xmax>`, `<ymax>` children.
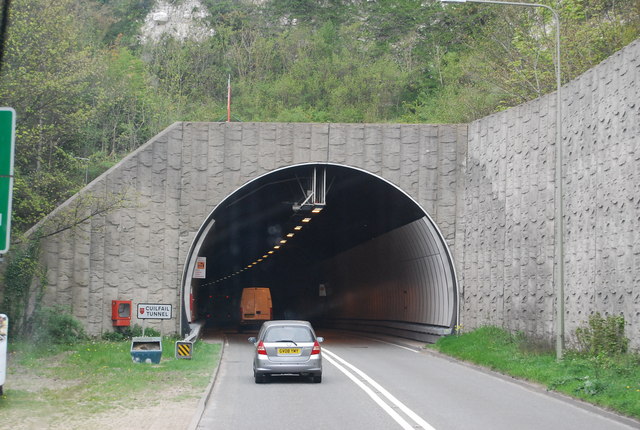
<box><xmin>181</xmin><ymin>163</ymin><xmax>458</xmax><ymax>341</ymax></box>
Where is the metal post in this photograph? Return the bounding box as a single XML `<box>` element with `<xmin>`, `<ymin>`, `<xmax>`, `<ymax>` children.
<box><xmin>441</xmin><ymin>0</ymin><xmax>564</xmax><ymax>359</ymax></box>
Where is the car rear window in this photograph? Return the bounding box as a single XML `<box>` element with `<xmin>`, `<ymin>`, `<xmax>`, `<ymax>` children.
<box><xmin>264</xmin><ymin>326</ymin><xmax>314</xmax><ymax>342</ymax></box>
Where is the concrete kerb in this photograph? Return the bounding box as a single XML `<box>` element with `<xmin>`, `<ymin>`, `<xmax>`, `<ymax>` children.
<box><xmin>187</xmin><ymin>334</ymin><xmax>226</xmax><ymax>430</ymax></box>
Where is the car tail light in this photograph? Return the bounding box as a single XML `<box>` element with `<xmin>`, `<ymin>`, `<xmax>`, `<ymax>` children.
<box><xmin>257</xmin><ymin>340</ymin><xmax>267</xmax><ymax>355</ymax></box>
<box><xmin>311</xmin><ymin>340</ymin><xmax>321</xmax><ymax>355</ymax></box>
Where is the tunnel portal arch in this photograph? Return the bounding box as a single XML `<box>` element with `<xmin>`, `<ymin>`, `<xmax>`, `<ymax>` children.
<box><xmin>181</xmin><ymin>162</ymin><xmax>458</xmax><ymax>341</ymax></box>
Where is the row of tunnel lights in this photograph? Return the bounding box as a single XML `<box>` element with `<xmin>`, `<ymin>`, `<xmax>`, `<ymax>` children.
<box><xmin>206</xmin><ymin>206</ymin><xmax>324</xmax><ymax>286</ymax></box>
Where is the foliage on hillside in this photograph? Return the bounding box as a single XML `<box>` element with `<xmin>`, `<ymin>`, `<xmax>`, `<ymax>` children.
<box><xmin>0</xmin><ymin>0</ymin><xmax>638</xmax><ymax>235</ymax></box>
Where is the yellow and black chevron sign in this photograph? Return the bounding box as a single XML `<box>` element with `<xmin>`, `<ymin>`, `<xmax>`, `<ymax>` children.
<box><xmin>175</xmin><ymin>341</ymin><xmax>193</xmax><ymax>359</ymax></box>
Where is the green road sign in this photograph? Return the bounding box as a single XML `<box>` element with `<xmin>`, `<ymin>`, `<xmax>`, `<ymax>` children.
<box><xmin>0</xmin><ymin>108</ymin><xmax>16</xmax><ymax>253</ymax></box>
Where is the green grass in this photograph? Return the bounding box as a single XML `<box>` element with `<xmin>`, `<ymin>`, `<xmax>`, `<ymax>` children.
<box><xmin>431</xmin><ymin>327</ymin><xmax>640</xmax><ymax>420</ymax></box>
<box><xmin>0</xmin><ymin>337</ymin><xmax>221</xmax><ymax>423</ymax></box>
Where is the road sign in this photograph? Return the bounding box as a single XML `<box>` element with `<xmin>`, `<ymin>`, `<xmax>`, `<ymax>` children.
<box><xmin>193</xmin><ymin>256</ymin><xmax>206</xmax><ymax>278</ymax></box>
<box><xmin>0</xmin><ymin>108</ymin><xmax>16</xmax><ymax>253</ymax></box>
<box><xmin>175</xmin><ymin>340</ymin><xmax>193</xmax><ymax>359</ymax></box>
<box><xmin>136</xmin><ymin>303</ymin><xmax>172</xmax><ymax>319</ymax></box>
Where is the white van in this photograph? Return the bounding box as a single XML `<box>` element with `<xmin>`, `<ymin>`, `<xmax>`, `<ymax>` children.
<box><xmin>240</xmin><ymin>287</ymin><xmax>273</xmax><ymax>328</ymax></box>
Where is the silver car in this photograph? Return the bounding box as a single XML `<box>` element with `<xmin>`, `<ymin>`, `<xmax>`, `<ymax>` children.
<box><xmin>248</xmin><ymin>320</ymin><xmax>324</xmax><ymax>383</ymax></box>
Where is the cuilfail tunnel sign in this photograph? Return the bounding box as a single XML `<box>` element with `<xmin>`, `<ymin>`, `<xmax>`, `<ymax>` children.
<box><xmin>137</xmin><ymin>303</ymin><xmax>172</xmax><ymax>319</ymax></box>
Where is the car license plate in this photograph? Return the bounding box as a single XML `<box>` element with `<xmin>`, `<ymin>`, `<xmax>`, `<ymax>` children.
<box><xmin>278</xmin><ymin>348</ymin><xmax>300</xmax><ymax>355</ymax></box>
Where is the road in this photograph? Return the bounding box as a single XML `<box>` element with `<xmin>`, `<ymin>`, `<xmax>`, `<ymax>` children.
<box><xmin>196</xmin><ymin>330</ymin><xmax>638</xmax><ymax>430</ymax></box>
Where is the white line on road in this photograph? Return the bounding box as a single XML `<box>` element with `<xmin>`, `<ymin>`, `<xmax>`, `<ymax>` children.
<box><xmin>323</xmin><ymin>348</ymin><xmax>436</xmax><ymax>430</ymax></box>
<box><xmin>367</xmin><ymin>337</ymin><xmax>419</xmax><ymax>353</ymax></box>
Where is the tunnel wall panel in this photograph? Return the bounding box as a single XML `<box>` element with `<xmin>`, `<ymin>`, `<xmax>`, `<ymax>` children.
<box><xmin>322</xmin><ymin>218</ymin><xmax>455</xmax><ymax>332</ymax></box>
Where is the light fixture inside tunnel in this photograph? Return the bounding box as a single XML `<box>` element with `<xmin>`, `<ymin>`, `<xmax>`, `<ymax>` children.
<box><xmin>201</xmin><ymin>181</ymin><xmax>327</xmax><ymax>287</ymax></box>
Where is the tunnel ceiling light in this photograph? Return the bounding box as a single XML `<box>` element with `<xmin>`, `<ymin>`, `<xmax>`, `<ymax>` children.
<box><xmin>214</xmin><ymin>201</ymin><xmax>326</xmax><ymax>285</ymax></box>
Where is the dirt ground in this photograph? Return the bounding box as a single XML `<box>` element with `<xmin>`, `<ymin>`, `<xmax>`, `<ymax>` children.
<box><xmin>12</xmin><ymin>399</ymin><xmax>201</xmax><ymax>430</ymax></box>
<box><xmin>1</xmin><ymin>351</ymin><xmax>214</xmax><ymax>430</ymax></box>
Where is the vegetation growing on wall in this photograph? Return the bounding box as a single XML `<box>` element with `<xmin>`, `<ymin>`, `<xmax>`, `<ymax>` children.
<box><xmin>1</xmin><ymin>237</ymin><xmax>46</xmax><ymax>337</ymax></box>
<box><xmin>1</xmin><ymin>236</ymin><xmax>87</xmax><ymax>344</ymax></box>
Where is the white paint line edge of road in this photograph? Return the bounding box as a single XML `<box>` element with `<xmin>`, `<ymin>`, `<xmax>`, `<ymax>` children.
<box><xmin>367</xmin><ymin>337</ymin><xmax>419</xmax><ymax>353</ymax></box>
<box><xmin>323</xmin><ymin>348</ymin><xmax>436</xmax><ymax>430</ymax></box>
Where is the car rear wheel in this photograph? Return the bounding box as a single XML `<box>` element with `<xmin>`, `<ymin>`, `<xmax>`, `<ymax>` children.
<box><xmin>312</xmin><ymin>374</ymin><xmax>322</xmax><ymax>383</ymax></box>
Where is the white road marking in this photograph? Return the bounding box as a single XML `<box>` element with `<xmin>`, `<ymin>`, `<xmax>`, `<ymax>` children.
<box><xmin>322</xmin><ymin>353</ymin><xmax>416</xmax><ymax>430</ymax></box>
<box><xmin>367</xmin><ymin>338</ymin><xmax>419</xmax><ymax>353</ymax></box>
<box><xmin>323</xmin><ymin>348</ymin><xmax>436</xmax><ymax>430</ymax></box>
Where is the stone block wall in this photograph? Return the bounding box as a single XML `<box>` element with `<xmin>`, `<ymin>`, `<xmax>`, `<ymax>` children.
<box><xmin>460</xmin><ymin>39</ymin><xmax>640</xmax><ymax>348</ymax></box>
<box><xmin>27</xmin><ymin>123</ymin><xmax>464</xmax><ymax>336</ymax></box>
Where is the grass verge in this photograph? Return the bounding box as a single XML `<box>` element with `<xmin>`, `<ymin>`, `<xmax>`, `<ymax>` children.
<box><xmin>430</xmin><ymin>326</ymin><xmax>640</xmax><ymax>420</ymax></box>
<box><xmin>0</xmin><ymin>337</ymin><xmax>221</xmax><ymax>428</ymax></box>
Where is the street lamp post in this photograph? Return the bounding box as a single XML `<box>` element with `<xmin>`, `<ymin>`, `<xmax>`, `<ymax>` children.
<box><xmin>74</xmin><ymin>157</ymin><xmax>89</xmax><ymax>185</ymax></box>
<box><xmin>441</xmin><ymin>0</ymin><xmax>564</xmax><ymax>360</ymax></box>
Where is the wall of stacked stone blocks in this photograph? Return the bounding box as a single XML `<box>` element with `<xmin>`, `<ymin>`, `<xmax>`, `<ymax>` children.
<box><xmin>28</xmin><ymin>122</ymin><xmax>466</xmax><ymax>337</ymax></box>
<box><xmin>461</xmin><ymin>39</ymin><xmax>639</xmax><ymax>347</ymax></box>
<box><xmin>5</xmin><ymin>38</ymin><xmax>638</xmax><ymax>349</ymax></box>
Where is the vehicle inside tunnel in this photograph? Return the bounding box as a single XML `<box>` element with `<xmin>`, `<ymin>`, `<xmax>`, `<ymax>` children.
<box><xmin>182</xmin><ymin>163</ymin><xmax>457</xmax><ymax>341</ymax></box>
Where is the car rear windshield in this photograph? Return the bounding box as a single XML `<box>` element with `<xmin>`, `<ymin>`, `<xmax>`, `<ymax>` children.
<box><xmin>264</xmin><ymin>326</ymin><xmax>314</xmax><ymax>342</ymax></box>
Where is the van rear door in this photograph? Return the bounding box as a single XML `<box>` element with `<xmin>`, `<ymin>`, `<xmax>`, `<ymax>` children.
<box><xmin>240</xmin><ymin>287</ymin><xmax>272</xmax><ymax>324</ymax></box>
<box><xmin>241</xmin><ymin>288</ymin><xmax>256</xmax><ymax>320</ymax></box>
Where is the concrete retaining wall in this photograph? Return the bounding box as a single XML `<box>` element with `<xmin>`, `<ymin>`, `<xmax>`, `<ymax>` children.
<box><xmin>27</xmin><ymin>123</ymin><xmax>465</xmax><ymax>335</ymax></box>
<box><xmin>460</xmin><ymin>39</ymin><xmax>640</xmax><ymax>347</ymax></box>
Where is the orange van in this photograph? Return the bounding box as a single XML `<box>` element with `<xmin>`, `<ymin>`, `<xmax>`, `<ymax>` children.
<box><xmin>240</xmin><ymin>287</ymin><xmax>273</xmax><ymax>328</ymax></box>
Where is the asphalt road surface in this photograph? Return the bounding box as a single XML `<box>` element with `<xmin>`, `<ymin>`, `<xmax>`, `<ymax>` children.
<box><xmin>196</xmin><ymin>330</ymin><xmax>639</xmax><ymax>430</ymax></box>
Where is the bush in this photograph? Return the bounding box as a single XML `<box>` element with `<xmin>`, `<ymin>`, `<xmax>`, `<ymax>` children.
<box><xmin>30</xmin><ymin>306</ymin><xmax>87</xmax><ymax>345</ymax></box>
<box><xmin>575</xmin><ymin>312</ymin><xmax>629</xmax><ymax>357</ymax></box>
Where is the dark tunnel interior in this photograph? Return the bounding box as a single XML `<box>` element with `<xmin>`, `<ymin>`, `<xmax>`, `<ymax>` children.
<box><xmin>190</xmin><ymin>164</ymin><xmax>427</xmax><ymax>328</ymax></box>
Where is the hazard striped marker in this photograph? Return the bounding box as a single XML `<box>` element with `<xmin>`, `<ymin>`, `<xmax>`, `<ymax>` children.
<box><xmin>175</xmin><ymin>341</ymin><xmax>193</xmax><ymax>359</ymax></box>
